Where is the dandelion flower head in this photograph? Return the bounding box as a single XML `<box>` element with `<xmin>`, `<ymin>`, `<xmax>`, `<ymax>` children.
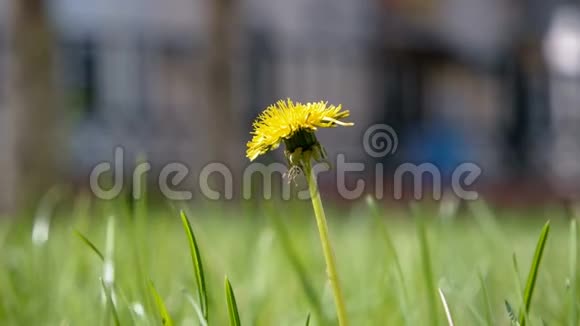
<box><xmin>246</xmin><ymin>99</ymin><xmax>353</xmax><ymax>174</ymax></box>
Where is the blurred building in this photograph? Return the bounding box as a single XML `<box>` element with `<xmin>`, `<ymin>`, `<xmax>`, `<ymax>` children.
<box><xmin>0</xmin><ymin>0</ymin><xmax>580</xmax><ymax>202</ymax></box>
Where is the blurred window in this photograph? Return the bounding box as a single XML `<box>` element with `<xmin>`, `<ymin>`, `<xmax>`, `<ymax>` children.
<box><xmin>61</xmin><ymin>38</ymin><xmax>98</xmax><ymax>119</ymax></box>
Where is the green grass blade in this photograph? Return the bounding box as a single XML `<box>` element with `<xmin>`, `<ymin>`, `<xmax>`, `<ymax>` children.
<box><xmin>73</xmin><ymin>230</ymin><xmax>104</xmax><ymax>262</ymax></box>
<box><xmin>225</xmin><ymin>277</ymin><xmax>241</xmax><ymax>326</ymax></box>
<box><xmin>416</xmin><ymin>216</ymin><xmax>439</xmax><ymax>326</ymax></box>
<box><xmin>438</xmin><ymin>288</ymin><xmax>454</xmax><ymax>326</ymax></box>
<box><xmin>466</xmin><ymin>302</ymin><xmax>487</xmax><ymax>326</ymax></box>
<box><xmin>103</xmin><ymin>216</ymin><xmax>116</xmax><ymax>287</ymax></box>
<box><xmin>183</xmin><ymin>291</ymin><xmax>209</xmax><ymax>326</ymax></box>
<box><xmin>570</xmin><ymin>218</ymin><xmax>578</xmax><ymax>326</ymax></box>
<box><xmin>369</xmin><ymin>198</ymin><xmax>407</xmax><ymax>291</ymax></box>
<box><xmin>101</xmin><ymin>279</ymin><xmax>121</xmax><ymax>326</ymax></box>
<box><xmin>133</xmin><ymin>151</ymin><xmax>149</xmax><ymax>216</ymax></box>
<box><xmin>149</xmin><ymin>280</ymin><xmax>174</xmax><ymax>326</ymax></box>
<box><xmin>505</xmin><ymin>300</ymin><xmax>519</xmax><ymax>325</ymax></box>
<box><xmin>478</xmin><ymin>271</ymin><xmax>494</xmax><ymax>325</ymax></box>
<box><xmin>267</xmin><ymin>212</ymin><xmax>326</xmax><ymax>324</ymax></box>
<box><xmin>513</xmin><ymin>253</ymin><xmax>521</xmax><ymax>285</ymax></box>
<box><xmin>469</xmin><ymin>201</ymin><xmax>508</xmax><ymax>250</ymax></box>
<box><xmin>519</xmin><ymin>221</ymin><xmax>550</xmax><ymax>326</ymax></box>
<box><xmin>376</xmin><ymin>218</ymin><xmax>407</xmax><ymax>298</ymax></box>
<box><xmin>512</xmin><ymin>253</ymin><xmax>525</xmax><ymax>311</ymax></box>
<box><xmin>131</xmin><ymin>202</ymin><xmax>154</xmax><ymax>318</ymax></box>
<box><xmin>305</xmin><ymin>313</ymin><xmax>311</xmax><ymax>326</ymax></box>
<box><xmin>180</xmin><ymin>210</ymin><xmax>208</xmax><ymax>322</ymax></box>
<box><xmin>367</xmin><ymin>196</ymin><xmax>410</xmax><ymax>325</ymax></box>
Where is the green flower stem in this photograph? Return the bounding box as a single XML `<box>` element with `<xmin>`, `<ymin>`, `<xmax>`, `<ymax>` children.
<box><xmin>304</xmin><ymin>161</ymin><xmax>349</xmax><ymax>326</ymax></box>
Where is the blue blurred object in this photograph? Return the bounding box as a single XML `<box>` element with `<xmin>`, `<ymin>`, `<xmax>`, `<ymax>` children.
<box><xmin>403</xmin><ymin>120</ymin><xmax>471</xmax><ymax>177</ymax></box>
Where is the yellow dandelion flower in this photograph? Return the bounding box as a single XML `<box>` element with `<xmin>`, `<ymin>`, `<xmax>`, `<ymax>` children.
<box><xmin>246</xmin><ymin>99</ymin><xmax>353</xmax><ymax>170</ymax></box>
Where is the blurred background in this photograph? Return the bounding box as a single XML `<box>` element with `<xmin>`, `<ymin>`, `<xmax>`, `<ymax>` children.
<box><xmin>1</xmin><ymin>0</ymin><xmax>580</xmax><ymax>213</ymax></box>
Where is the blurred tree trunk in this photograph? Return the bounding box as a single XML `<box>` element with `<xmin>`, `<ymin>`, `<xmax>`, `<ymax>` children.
<box><xmin>0</xmin><ymin>81</ymin><xmax>15</xmax><ymax>215</ymax></box>
<box><xmin>7</xmin><ymin>0</ymin><xmax>62</xmax><ymax>213</ymax></box>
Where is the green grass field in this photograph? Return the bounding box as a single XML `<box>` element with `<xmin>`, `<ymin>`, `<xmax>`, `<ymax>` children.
<box><xmin>0</xmin><ymin>197</ymin><xmax>575</xmax><ymax>325</ymax></box>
